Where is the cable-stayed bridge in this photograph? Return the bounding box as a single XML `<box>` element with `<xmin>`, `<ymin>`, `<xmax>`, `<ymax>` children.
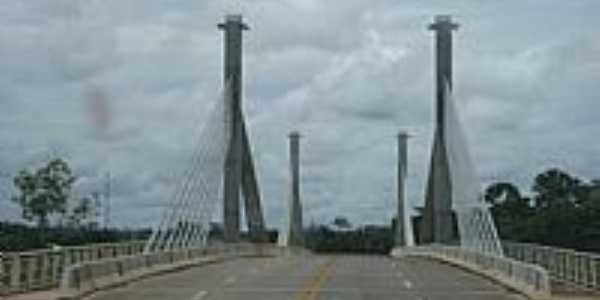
<box><xmin>1</xmin><ymin>14</ymin><xmax>597</xmax><ymax>300</ymax></box>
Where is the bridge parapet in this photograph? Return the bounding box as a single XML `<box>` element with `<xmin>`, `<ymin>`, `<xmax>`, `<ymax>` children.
<box><xmin>59</xmin><ymin>243</ymin><xmax>298</xmax><ymax>300</ymax></box>
<box><xmin>392</xmin><ymin>245</ymin><xmax>551</xmax><ymax>299</ymax></box>
<box><xmin>503</xmin><ymin>242</ymin><xmax>600</xmax><ymax>292</ymax></box>
<box><xmin>0</xmin><ymin>241</ymin><xmax>145</xmax><ymax>296</ymax></box>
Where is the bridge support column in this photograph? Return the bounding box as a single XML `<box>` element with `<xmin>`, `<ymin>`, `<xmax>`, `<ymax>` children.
<box><xmin>219</xmin><ymin>14</ymin><xmax>266</xmax><ymax>243</ymax></box>
<box><xmin>288</xmin><ymin>131</ymin><xmax>304</xmax><ymax>247</ymax></box>
<box><xmin>421</xmin><ymin>15</ymin><xmax>460</xmax><ymax>244</ymax></box>
<box><xmin>395</xmin><ymin>132</ymin><xmax>410</xmax><ymax>247</ymax></box>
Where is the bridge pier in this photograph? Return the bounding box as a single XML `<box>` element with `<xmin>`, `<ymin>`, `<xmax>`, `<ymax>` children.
<box><xmin>395</xmin><ymin>132</ymin><xmax>411</xmax><ymax>247</ymax></box>
<box><xmin>219</xmin><ymin>14</ymin><xmax>266</xmax><ymax>243</ymax></box>
<box><xmin>288</xmin><ymin>131</ymin><xmax>304</xmax><ymax>247</ymax></box>
<box><xmin>421</xmin><ymin>15</ymin><xmax>460</xmax><ymax>244</ymax></box>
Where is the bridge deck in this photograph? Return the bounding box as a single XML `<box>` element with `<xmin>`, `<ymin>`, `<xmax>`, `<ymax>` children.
<box><xmin>84</xmin><ymin>255</ymin><xmax>525</xmax><ymax>300</ymax></box>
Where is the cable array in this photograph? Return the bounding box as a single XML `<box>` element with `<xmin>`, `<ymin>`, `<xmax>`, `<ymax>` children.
<box><xmin>444</xmin><ymin>82</ymin><xmax>503</xmax><ymax>257</ymax></box>
<box><xmin>144</xmin><ymin>83</ymin><xmax>233</xmax><ymax>253</ymax></box>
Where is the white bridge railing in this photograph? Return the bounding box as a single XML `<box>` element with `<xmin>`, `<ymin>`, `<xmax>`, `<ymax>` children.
<box><xmin>503</xmin><ymin>242</ymin><xmax>600</xmax><ymax>291</ymax></box>
<box><xmin>0</xmin><ymin>241</ymin><xmax>302</xmax><ymax>297</ymax></box>
<box><xmin>0</xmin><ymin>241</ymin><xmax>145</xmax><ymax>296</ymax></box>
<box><xmin>392</xmin><ymin>245</ymin><xmax>551</xmax><ymax>299</ymax></box>
<box><xmin>60</xmin><ymin>243</ymin><xmax>288</xmax><ymax>299</ymax></box>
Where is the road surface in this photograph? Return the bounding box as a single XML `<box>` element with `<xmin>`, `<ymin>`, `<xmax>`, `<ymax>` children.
<box><xmin>86</xmin><ymin>255</ymin><xmax>525</xmax><ymax>300</ymax></box>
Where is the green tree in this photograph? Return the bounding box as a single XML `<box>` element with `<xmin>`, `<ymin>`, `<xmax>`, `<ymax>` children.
<box><xmin>484</xmin><ymin>182</ymin><xmax>532</xmax><ymax>240</ymax></box>
<box><xmin>66</xmin><ymin>196</ymin><xmax>95</xmax><ymax>228</ymax></box>
<box><xmin>572</xmin><ymin>180</ymin><xmax>600</xmax><ymax>250</ymax></box>
<box><xmin>528</xmin><ymin>169</ymin><xmax>586</xmax><ymax>247</ymax></box>
<box><xmin>332</xmin><ymin>217</ymin><xmax>351</xmax><ymax>229</ymax></box>
<box><xmin>11</xmin><ymin>159</ymin><xmax>76</xmax><ymax>228</ymax></box>
<box><xmin>471</xmin><ymin>169</ymin><xmax>600</xmax><ymax>251</ymax></box>
<box><xmin>484</xmin><ymin>182</ymin><xmax>522</xmax><ymax>205</ymax></box>
<box><xmin>532</xmin><ymin>168</ymin><xmax>581</xmax><ymax>209</ymax></box>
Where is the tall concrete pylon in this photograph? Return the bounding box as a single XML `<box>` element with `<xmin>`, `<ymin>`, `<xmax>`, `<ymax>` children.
<box><xmin>421</xmin><ymin>15</ymin><xmax>460</xmax><ymax>244</ymax></box>
<box><xmin>395</xmin><ymin>132</ymin><xmax>410</xmax><ymax>247</ymax></box>
<box><xmin>287</xmin><ymin>131</ymin><xmax>304</xmax><ymax>247</ymax></box>
<box><xmin>218</xmin><ymin>14</ymin><xmax>266</xmax><ymax>243</ymax></box>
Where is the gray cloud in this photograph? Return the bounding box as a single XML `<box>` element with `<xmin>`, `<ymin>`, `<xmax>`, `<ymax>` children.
<box><xmin>1</xmin><ymin>0</ymin><xmax>599</xmax><ymax>229</ymax></box>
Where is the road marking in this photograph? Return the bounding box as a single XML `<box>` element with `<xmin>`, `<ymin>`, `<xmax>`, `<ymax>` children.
<box><xmin>224</xmin><ymin>276</ymin><xmax>236</xmax><ymax>285</ymax></box>
<box><xmin>190</xmin><ymin>290</ymin><xmax>208</xmax><ymax>300</ymax></box>
<box><xmin>403</xmin><ymin>279</ymin><xmax>413</xmax><ymax>289</ymax></box>
<box><xmin>295</xmin><ymin>259</ymin><xmax>335</xmax><ymax>300</ymax></box>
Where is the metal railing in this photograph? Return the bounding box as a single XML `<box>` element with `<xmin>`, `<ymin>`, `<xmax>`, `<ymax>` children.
<box><xmin>503</xmin><ymin>242</ymin><xmax>600</xmax><ymax>291</ymax></box>
<box><xmin>393</xmin><ymin>245</ymin><xmax>551</xmax><ymax>298</ymax></box>
<box><xmin>0</xmin><ymin>241</ymin><xmax>145</xmax><ymax>295</ymax></box>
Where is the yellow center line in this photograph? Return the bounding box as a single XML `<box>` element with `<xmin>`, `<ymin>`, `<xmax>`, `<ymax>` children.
<box><xmin>296</xmin><ymin>259</ymin><xmax>336</xmax><ymax>300</ymax></box>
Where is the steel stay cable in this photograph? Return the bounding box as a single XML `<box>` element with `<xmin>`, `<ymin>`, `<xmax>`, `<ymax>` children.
<box><xmin>166</xmin><ymin>117</ymin><xmax>223</xmax><ymax>250</ymax></box>
<box><xmin>148</xmin><ymin>84</ymin><xmax>230</xmax><ymax>252</ymax></box>
<box><xmin>167</xmin><ymin>81</ymin><xmax>233</xmax><ymax>249</ymax></box>
<box><xmin>152</xmin><ymin>106</ymin><xmax>215</xmax><ymax>251</ymax></box>
<box><xmin>178</xmin><ymin>135</ymin><xmax>224</xmax><ymax>249</ymax></box>
<box><xmin>175</xmin><ymin>82</ymin><xmax>233</xmax><ymax>248</ymax></box>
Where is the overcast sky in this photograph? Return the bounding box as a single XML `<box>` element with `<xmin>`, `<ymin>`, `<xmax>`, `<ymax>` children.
<box><xmin>1</xmin><ymin>0</ymin><xmax>599</xmax><ymax>228</ymax></box>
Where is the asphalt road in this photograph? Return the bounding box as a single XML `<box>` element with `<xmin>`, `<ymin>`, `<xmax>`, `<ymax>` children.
<box><xmin>86</xmin><ymin>255</ymin><xmax>526</xmax><ymax>300</ymax></box>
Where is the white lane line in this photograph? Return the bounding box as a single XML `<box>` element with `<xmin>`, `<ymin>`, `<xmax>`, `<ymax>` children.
<box><xmin>403</xmin><ymin>279</ymin><xmax>413</xmax><ymax>289</ymax></box>
<box><xmin>190</xmin><ymin>290</ymin><xmax>208</xmax><ymax>300</ymax></box>
<box><xmin>224</xmin><ymin>276</ymin><xmax>237</xmax><ymax>285</ymax></box>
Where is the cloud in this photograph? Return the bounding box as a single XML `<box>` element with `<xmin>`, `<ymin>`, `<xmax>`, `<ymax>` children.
<box><xmin>1</xmin><ymin>0</ymin><xmax>599</xmax><ymax>229</ymax></box>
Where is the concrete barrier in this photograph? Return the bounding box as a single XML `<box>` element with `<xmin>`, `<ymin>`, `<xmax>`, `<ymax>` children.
<box><xmin>392</xmin><ymin>246</ymin><xmax>551</xmax><ymax>299</ymax></box>
<box><xmin>0</xmin><ymin>241</ymin><xmax>146</xmax><ymax>296</ymax></box>
<box><xmin>59</xmin><ymin>243</ymin><xmax>293</xmax><ymax>300</ymax></box>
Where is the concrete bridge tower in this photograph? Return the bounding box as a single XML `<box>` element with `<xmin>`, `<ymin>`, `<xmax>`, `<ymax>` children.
<box><xmin>396</xmin><ymin>132</ymin><xmax>410</xmax><ymax>247</ymax></box>
<box><xmin>219</xmin><ymin>15</ymin><xmax>266</xmax><ymax>243</ymax></box>
<box><xmin>421</xmin><ymin>15</ymin><xmax>460</xmax><ymax>244</ymax></box>
<box><xmin>287</xmin><ymin>131</ymin><xmax>304</xmax><ymax>247</ymax></box>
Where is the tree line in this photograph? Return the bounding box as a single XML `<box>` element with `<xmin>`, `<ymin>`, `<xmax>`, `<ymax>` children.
<box><xmin>302</xmin><ymin>168</ymin><xmax>600</xmax><ymax>254</ymax></box>
<box><xmin>484</xmin><ymin>168</ymin><xmax>600</xmax><ymax>252</ymax></box>
<box><xmin>2</xmin><ymin>158</ymin><xmax>598</xmax><ymax>253</ymax></box>
<box><xmin>0</xmin><ymin>158</ymin><xmax>150</xmax><ymax>251</ymax></box>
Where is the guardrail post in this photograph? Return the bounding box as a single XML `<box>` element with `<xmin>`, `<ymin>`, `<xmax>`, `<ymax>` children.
<box><xmin>583</xmin><ymin>256</ymin><xmax>590</xmax><ymax>289</ymax></box>
<box><xmin>86</xmin><ymin>248</ymin><xmax>92</xmax><ymax>262</ymax></box>
<box><xmin>63</xmin><ymin>249</ymin><xmax>72</xmax><ymax>269</ymax></box>
<box><xmin>75</xmin><ymin>249</ymin><xmax>82</xmax><ymax>265</ymax></box>
<box><xmin>51</xmin><ymin>252</ymin><xmax>60</xmax><ymax>285</ymax></box>
<box><xmin>593</xmin><ymin>257</ymin><xmax>598</xmax><ymax>289</ymax></box>
<box><xmin>39</xmin><ymin>252</ymin><xmax>49</xmax><ymax>288</ymax></box>
<box><xmin>547</xmin><ymin>247</ymin><xmax>555</xmax><ymax>277</ymax></box>
<box><xmin>575</xmin><ymin>253</ymin><xmax>581</xmax><ymax>286</ymax></box>
<box><xmin>26</xmin><ymin>256</ymin><xmax>35</xmax><ymax>290</ymax></box>
<box><xmin>567</xmin><ymin>250</ymin><xmax>574</xmax><ymax>284</ymax></box>
<box><xmin>9</xmin><ymin>254</ymin><xmax>21</xmax><ymax>292</ymax></box>
<box><xmin>90</xmin><ymin>247</ymin><xmax>98</xmax><ymax>261</ymax></box>
<box><xmin>557</xmin><ymin>250</ymin><xmax>564</xmax><ymax>281</ymax></box>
